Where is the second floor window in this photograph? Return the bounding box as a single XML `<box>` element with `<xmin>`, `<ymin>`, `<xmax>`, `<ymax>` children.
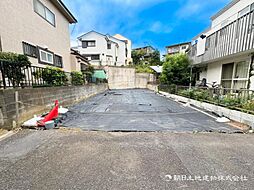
<box><xmin>34</xmin><ymin>0</ymin><xmax>56</xmax><ymax>26</ymax></box>
<box><xmin>82</xmin><ymin>41</ymin><xmax>96</xmax><ymax>48</ymax></box>
<box><xmin>107</xmin><ymin>42</ymin><xmax>111</xmax><ymax>49</ymax></box>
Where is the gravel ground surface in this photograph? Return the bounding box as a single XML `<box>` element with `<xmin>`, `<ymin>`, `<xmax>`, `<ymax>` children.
<box><xmin>0</xmin><ymin>129</ymin><xmax>253</xmax><ymax>190</ymax></box>
<box><xmin>63</xmin><ymin>89</ymin><xmax>238</xmax><ymax>132</ymax></box>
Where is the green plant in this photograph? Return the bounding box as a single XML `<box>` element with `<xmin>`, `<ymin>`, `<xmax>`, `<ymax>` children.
<box><xmin>160</xmin><ymin>53</ymin><xmax>191</xmax><ymax>85</ymax></box>
<box><xmin>71</xmin><ymin>71</ymin><xmax>84</xmax><ymax>85</ymax></box>
<box><xmin>82</xmin><ymin>65</ymin><xmax>95</xmax><ymax>83</ymax></box>
<box><xmin>219</xmin><ymin>95</ymin><xmax>241</xmax><ymax>107</ymax></box>
<box><xmin>33</xmin><ymin>66</ymin><xmax>68</xmax><ymax>86</ymax></box>
<box><xmin>135</xmin><ymin>65</ymin><xmax>154</xmax><ymax>74</ymax></box>
<box><xmin>0</xmin><ymin>52</ymin><xmax>31</xmax><ymax>87</ymax></box>
<box><xmin>242</xmin><ymin>100</ymin><xmax>254</xmax><ymax>111</ymax></box>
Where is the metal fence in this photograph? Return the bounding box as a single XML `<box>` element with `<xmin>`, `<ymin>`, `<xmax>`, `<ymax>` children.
<box><xmin>159</xmin><ymin>84</ymin><xmax>254</xmax><ymax>113</ymax></box>
<box><xmin>0</xmin><ymin>60</ymin><xmax>71</xmax><ymax>89</ymax></box>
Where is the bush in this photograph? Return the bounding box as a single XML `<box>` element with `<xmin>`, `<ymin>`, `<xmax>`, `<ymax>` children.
<box><xmin>71</xmin><ymin>71</ymin><xmax>84</xmax><ymax>85</ymax></box>
<box><xmin>33</xmin><ymin>66</ymin><xmax>68</xmax><ymax>86</ymax></box>
<box><xmin>219</xmin><ymin>95</ymin><xmax>241</xmax><ymax>107</ymax></box>
<box><xmin>135</xmin><ymin>65</ymin><xmax>154</xmax><ymax>74</ymax></box>
<box><xmin>177</xmin><ymin>88</ymin><xmax>211</xmax><ymax>101</ymax></box>
<box><xmin>242</xmin><ymin>100</ymin><xmax>254</xmax><ymax>111</ymax></box>
<box><xmin>160</xmin><ymin>53</ymin><xmax>191</xmax><ymax>85</ymax></box>
<box><xmin>0</xmin><ymin>52</ymin><xmax>31</xmax><ymax>87</ymax></box>
<box><xmin>82</xmin><ymin>65</ymin><xmax>95</xmax><ymax>83</ymax></box>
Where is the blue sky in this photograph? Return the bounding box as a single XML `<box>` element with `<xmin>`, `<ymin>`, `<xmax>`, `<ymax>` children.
<box><xmin>63</xmin><ymin>0</ymin><xmax>231</xmax><ymax>54</ymax></box>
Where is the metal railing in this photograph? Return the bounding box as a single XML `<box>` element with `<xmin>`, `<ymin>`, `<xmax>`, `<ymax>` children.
<box><xmin>0</xmin><ymin>60</ymin><xmax>71</xmax><ymax>89</ymax></box>
<box><xmin>159</xmin><ymin>84</ymin><xmax>254</xmax><ymax>114</ymax></box>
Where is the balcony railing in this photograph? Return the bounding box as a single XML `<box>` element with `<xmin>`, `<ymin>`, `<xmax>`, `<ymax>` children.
<box><xmin>190</xmin><ymin>9</ymin><xmax>254</xmax><ymax>65</ymax></box>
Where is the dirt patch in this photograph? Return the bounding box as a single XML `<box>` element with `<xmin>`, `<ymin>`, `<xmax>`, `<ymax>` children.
<box><xmin>0</xmin><ymin>129</ymin><xmax>8</xmax><ymax>137</ymax></box>
<box><xmin>228</xmin><ymin>121</ymin><xmax>251</xmax><ymax>132</ymax></box>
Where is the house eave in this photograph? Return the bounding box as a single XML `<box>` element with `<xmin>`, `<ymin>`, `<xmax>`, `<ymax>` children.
<box><xmin>50</xmin><ymin>0</ymin><xmax>77</xmax><ymax>24</ymax></box>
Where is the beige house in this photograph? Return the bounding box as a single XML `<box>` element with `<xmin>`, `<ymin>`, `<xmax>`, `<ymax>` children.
<box><xmin>0</xmin><ymin>0</ymin><xmax>77</xmax><ymax>72</ymax></box>
<box><xmin>166</xmin><ymin>42</ymin><xmax>191</xmax><ymax>56</ymax></box>
<box><xmin>70</xmin><ymin>49</ymin><xmax>90</xmax><ymax>72</ymax></box>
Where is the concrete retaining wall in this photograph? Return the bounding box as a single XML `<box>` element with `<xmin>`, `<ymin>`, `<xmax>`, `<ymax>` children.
<box><xmin>106</xmin><ymin>66</ymin><xmax>156</xmax><ymax>89</ymax></box>
<box><xmin>0</xmin><ymin>84</ymin><xmax>108</xmax><ymax>130</ymax></box>
<box><xmin>160</xmin><ymin>91</ymin><xmax>254</xmax><ymax>128</ymax></box>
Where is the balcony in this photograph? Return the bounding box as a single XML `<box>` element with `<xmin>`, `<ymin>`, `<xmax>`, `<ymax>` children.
<box><xmin>190</xmin><ymin>9</ymin><xmax>254</xmax><ymax>65</ymax></box>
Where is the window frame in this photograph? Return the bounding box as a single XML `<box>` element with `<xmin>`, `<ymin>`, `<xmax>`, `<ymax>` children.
<box><xmin>221</xmin><ymin>61</ymin><xmax>250</xmax><ymax>89</ymax></box>
<box><xmin>22</xmin><ymin>42</ymin><xmax>38</xmax><ymax>58</ymax></box>
<box><xmin>107</xmin><ymin>42</ymin><xmax>112</xmax><ymax>49</ymax></box>
<box><xmin>82</xmin><ymin>40</ymin><xmax>96</xmax><ymax>48</ymax></box>
<box><xmin>54</xmin><ymin>54</ymin><xmax>63</xmax><ymax>68</ymax></box>
<box><xmin>33</xmin><ymin>0</ymin><xmax>56</xmax><ymax>27</ymax></box>
<box><xmin>38</xmin><ymin>47</ymin><xmax>54</xmax><ymax>65</ymax></box>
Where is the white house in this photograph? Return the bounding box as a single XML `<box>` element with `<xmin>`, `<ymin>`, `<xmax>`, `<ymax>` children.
<box><xmin>190</xmin><ymin>0</ymin><xmax>254</xmax><ymax>90</ymax></box>
<box><xmin>73</xmin><ymin>31</ymin><xmax>132</xmax><ymax>67</ymax></box>
<box><xmin>166</xmin><ymin>42</ymin><xmax>191</xmax><ymax>56</ymax></box>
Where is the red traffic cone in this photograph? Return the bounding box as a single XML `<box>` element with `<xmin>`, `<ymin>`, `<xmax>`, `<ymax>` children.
<box><xmin>38</xmin><ymin>100</ymin><xmax>59</xmax><ymax>127</ymax></box>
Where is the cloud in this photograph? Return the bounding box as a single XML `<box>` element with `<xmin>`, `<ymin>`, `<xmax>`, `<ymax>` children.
<box><xmin>149</xmin><ymin>21</ymin><xmax>173</xmax><ymax>34</ymax></box>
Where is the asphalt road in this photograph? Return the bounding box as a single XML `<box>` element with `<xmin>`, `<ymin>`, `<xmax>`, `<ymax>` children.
<box><xmin>0</xmin><ymin>130</ymin><xmax>253</xmax><ymax>190</ymax></box>
<box><xmin>63</xmin><ymin>89</ymin><xmax>237</xmax><ymax>132</ymax></box>
<box><xmin>0</xmin><ymin>89</ymin><xmax>252</xmax><ymax>190</ymax></box>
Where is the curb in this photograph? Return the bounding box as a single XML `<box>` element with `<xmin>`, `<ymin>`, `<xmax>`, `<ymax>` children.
<box><xmin>0</xmin><ymin>131</ymin><xmax>15</xmax><ymax>141</ymax></box>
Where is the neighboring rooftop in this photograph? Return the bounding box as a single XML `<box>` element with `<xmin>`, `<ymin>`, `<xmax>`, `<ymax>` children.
<box><xmin>211</xmin><ymin>0</ymin><xmax>241</xmax><ymax>21</ymax></box>
<box><xmin>133</xmin><ymin>46</ymin><xmax>155</xmax><ymax>50</ymax></box>
<box><xmin>166</xmin><ymin>42</ymin><xmax>191</xmax><ymax>48</ymax></box>
<box><xmin>150</xmin><ymin>66</ymin><xmax>163</xmax><ymax>74</ymax></box>
<box><xmin>77</xmin><ymin>30</ymin><xmax>126</xmax><ymax>44</ymax></box>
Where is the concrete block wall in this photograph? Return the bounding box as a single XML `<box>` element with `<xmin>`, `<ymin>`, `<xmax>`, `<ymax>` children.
<box><xmin>0</xmin><ymin>84</ymin><xmax>108</xmax><ymax>130</ymax></box>
<box><xmin>106</xmin><ymin>66</ymin><xmax>155</xmax><ymax>89</ymax></box>
<box><xmin>160</xmin><ymin>92</ymin><xmax>254</xmax><ymax>128</ymax></box>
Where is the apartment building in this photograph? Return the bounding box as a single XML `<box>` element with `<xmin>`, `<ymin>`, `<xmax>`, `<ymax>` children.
<box><xmin>133</xmin><ymin>46</ymin><xmax>156</xmax><ymax>56</ymax></box>
<box><xmin>0</xmin><ymin>0</ymin><xmax>77</xmax><ymax>72</ymax></box>
<box><xmin>73</xmin><ymin>31</ymin><xmax>132</xmax><ymax>67</ymax></box>
<box><xmin>166</xmin><ymin>42</ymin><xmax>191</xmax><ymax>56</ymax></box>
<box><xmin>190</xmin><ymin>0</ymin><xmax>254</xmax><ymax>90</ymax></box>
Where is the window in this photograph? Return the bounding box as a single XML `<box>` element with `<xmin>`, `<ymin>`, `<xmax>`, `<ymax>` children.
<box><xmin>34</xmin><ymin>0</ymin><xmax>55</xmax><ymax>26</ymax></box>
<box><xmin>91</xmin><ymin>54</ymin><xmax>100</xmax><ymax>60</ymax></box>
<box><xmin>181</xmin><ymin>46</ymin><xmax>187</xmax><ymax>50</ymax></box>
<box><xmin>22</xmin><ymin>42</ymin><xmax>37</xmax><ymax>58</ymax></box>
<box><xmin>82</xmin><ymin>41</ymin><xmax>96</xmax><ymax>48</ymax></box>
<box><xmin>107</xmin><ymin>42</ymin><xmax>111</xmax><ymax>49</ymax></box>
<box><xmin>221</xmin><ymin>61</ymin><xmax>250</xmax><ymax>89</ymax></box>
<box><xmin>221</xmin><ymin>63</ymin><xmax>234</xmax><ymax>88</ymax></box>
<box><xmin>54</xmin><ymin>55</ymin><xmax>63</xmax><ymax>68</ymax></box>
<box><xmin>39</xmin><ymin>49</ymin><xmax>54</xmax><ymax>64</ymax></box>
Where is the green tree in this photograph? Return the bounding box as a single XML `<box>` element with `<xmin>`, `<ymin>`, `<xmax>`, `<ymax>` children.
<box><xmin>148</xmin><ymin>50</ymin><xmax>161</xmax><ymax>66</ymax></box>
<box><xmin>131</xmin><ymin>50</ymin><xmax>146</xmax><ymax>65</ymax></box>
<box><xmin>160</xmin><ymin>53</ymin><xmax>191</xmax><ymax>85</ymax></box>
<box><xmin>132</xmin><ymin>49</ymin><xmax>161</xmax><ymax>66</ymax></box>
<box><xmin>0</xmin><ymin>52</ymin><xmax>31</xmax><ymax>87</ymax></box>
<box><xmin>82</xmin><ymin>65</ymin><xmax>95</xmax><ymax>83</ymax></box>
<box><xmin>71</xmin><ymin>71</ymin><xmax>85</xmax><ymax>85</ymax></box>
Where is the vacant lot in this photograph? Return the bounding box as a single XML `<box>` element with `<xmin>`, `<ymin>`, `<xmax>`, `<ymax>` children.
<box><xmin>63</xmin><ymin>89</ymin><xmax>237</xmax><ymax>132</ymax></box>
